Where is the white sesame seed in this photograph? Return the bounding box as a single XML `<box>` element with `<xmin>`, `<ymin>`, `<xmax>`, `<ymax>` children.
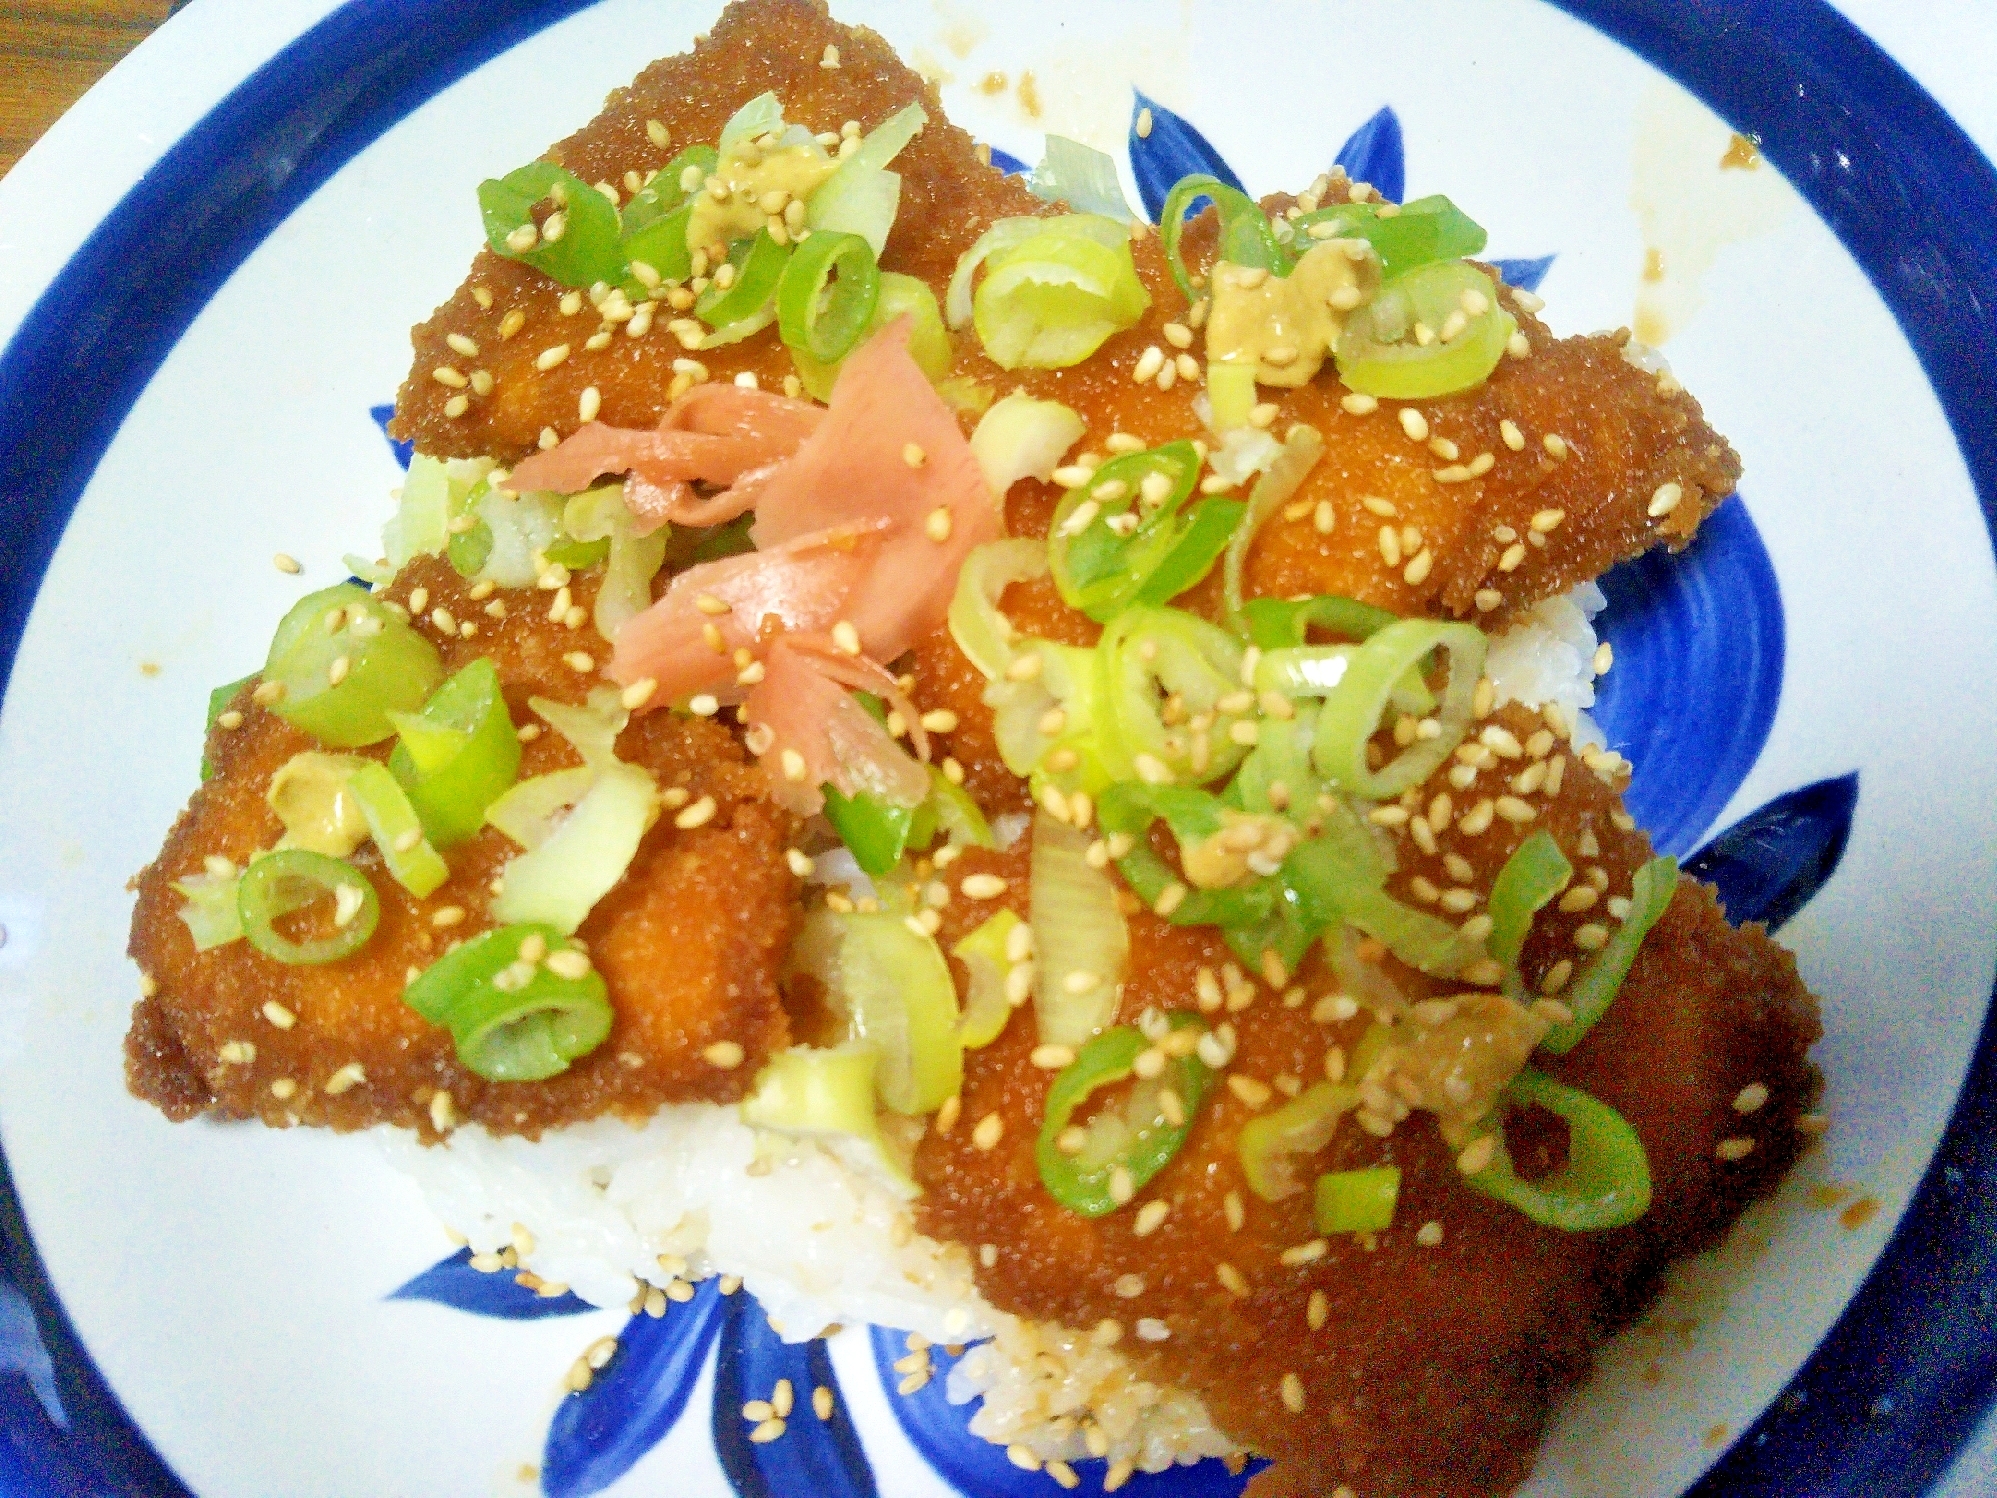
<box><xmin>971</xmin><ymin>1112</ymin><xmax>1004</xmax><ymax>1150</ymax></box>
<box><xmin>675</xmin><ymin>795</ymin><xmax>718</xmax><ymax>830</ymax></box>
<box><xmin>1132</xmin><ymin>346</ymin><xmax>1165</xmax><ymax>384</ymax></box>
<box><xmin>535</xmin><ymin>343</ymin><xmax>571</xmax><ymax>371</ymax></box>
<box><xmin>1649</xmin><ymin>481</ymin><xmax>1684</xmax><ymax>518</ymax></box>
<box><xmin>703</xmin><ymin>1041</ymin><xmax>746</xmax><ymax>1069</ymax></box>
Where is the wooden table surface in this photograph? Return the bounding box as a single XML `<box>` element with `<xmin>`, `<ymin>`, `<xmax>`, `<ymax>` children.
<box><xmin>0</xmin><ymin>1</ymin><xmax>185</xmax><ymax>180</ymax></box>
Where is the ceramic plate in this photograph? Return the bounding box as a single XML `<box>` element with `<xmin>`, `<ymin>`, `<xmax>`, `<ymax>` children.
<box><xmin>3</xmin><ymin>2</ymin><xmax>1996</xmax><ymax>1494</ymax></box>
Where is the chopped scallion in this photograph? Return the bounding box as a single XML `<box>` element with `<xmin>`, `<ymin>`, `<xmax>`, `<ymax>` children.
<box><xmin>237</xmin><ymin>849</ymin><xmax>379</xmax><ymax>966</ymax></box>
<box><xmin>402</xmin><ymin>922</ymin><xmax>613</xmax><ymax>1082</ymax></box>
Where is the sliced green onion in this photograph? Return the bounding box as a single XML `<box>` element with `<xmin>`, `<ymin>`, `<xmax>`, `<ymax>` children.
<box><xmin>266</xmin><ymin>751</ymin><xmax>371</xmax><ymax>857</ymax></box>
<box><xmin>484</xmin><ymin>766</ymin><xmax>595</xmax><ymax>848</ymax></box>
<box><xmin>173</xmin><ymin>871</ymin><xmax>242</xmax><ymax>950</ymax></box>
<box><xmin>907</xmin><ymin>767</ymin><xmax>996</xmax><ymax>852</ymax></box>
<box><xmin>479</xmin><ymin>162</ymin><xmax>626</xmax><ymax>290</ymax></box>
<box><xmin>563</xmin><ymin>486</ymin><xmax>668</xmax><ymax>641</ymax></box>
<box><xmin>719</xmin><ymin>91</ymin><xmax>786</xmax><ymax>150</ymax></box>
<box><xmin>403</xmin><ymin>922</ymin><xmax>612</xmax><ymax>1082</ymax></box>
<box><xmin>619</xmin><ymin>202</ymin><xmax>695</xmax><ymax>288</ymax></box>
<box><xmin>790</xmin><ymin>271</ymin><xmax>949</xmax><ymax>401</ymax></box>
<box><xmin>1227</xmin><ymin>704</ymin><xmax>1327</xmax><ymax>822</ymax></box>
<box><xmin>697</xmin><ymin>228</ymin><xmax>792</xmax><ymax>334</ymax></box>
<box><xmin>1159</xmin><ymin>174</ymin><xmax>1290</xmax><ymax>303</ymax></box>
<box><xmin>1097</xmin><ymin>782</ymin><xmax>1280</xmax><ymax>931</ymax></box>
<box><xmin>1336</xmin><ymin>260</ymin><xmax>1518</xmax><ymax>400</ymax></box>
<box><xmin>1035</xmin><ymin>1015</ymin><xmax>1214</xmax><ymax>1216</ymax></box>
<box><xmin>947</xmin><ymin>216</ymin><xmax>1047</xmax><ymax>328</ymax></box>
<box><xmin>446</xmin><ymin>484</ymin><xmax>496</xmax><ymax>580</ymax></box>
<box><xmin>1314</xmin><ymin>1165</ymin><xmax>1401</xmax><ymax>1234</ymax></box>
<box><xmin>968</xmin><ymin>395</ymin><xmax>1083</xmax><ymax>503</ymax></box>
<box><xmin>1489</xmin><ymin>829</ymin><xmax>1574</xmax><ymax>992</ymax></box>
<box><xmin>346</xmin><ymin>762</ymin><xmax>449</xmax><ymax>898</ymax></box>
<box><xmin>1240</xmin><ymin>594</ymin><xmax>1398</xmax><ymax>651</ymax></box>
<box><xmin>989</xmin><ymin>641</ymin><xmax>1104</xmax><ymax>782</ymax></box>
<box><xmin>381</xmin><ymin>455</ymin><xmax>495</xmax><ymax>571</ymax></box>
<box><xmin>469</xmin><ymin>487</ymin><xmax>565</xmax><ymax>588</ymax></box>
<box><xmin>1094</xmin><ymin>606</ymin><xmax>1248</xmax><ymax>785</ymax></box>
<box><xmin>1239</xmin><ymin>1081</ymin><xmax>1358</xmax><ymax>1202</ymax></box>
<box><xmin>1049</xmin><ymin>443</ymin><xmax>1247</xmax><ymax>620</ymax></box>
<box><xmin>823</xmin><ymin>787</ymin><xmax>916</xmax><ymax>877</ymax></box>
<box><xmin>386</xmin><ymin>658</ymin><xmax>521</xmax><ymax>847</ymax></box>
<box><xmin>237</xmin><ymin>849</ymin><xmax>379</xmax><ymax>966</ymax></box>
<box><xmin>776</xmin><ymin>230</ymin><xmax>879</xmax><ymax>362</ymax></box>
<box><xmin>264</xmin><ymin>583</ymin><xmax>444</xmax><ymax>749</ymax></box>
<box><xmin>1292</xmin><ymin>193</ymin><xmax>1487</xmax><ymax>283</ymax></box>
<box><xmin>621</xmin><ymin>145</ymin><xmax>719</xmax><ymax>232</ymax></box>
<box><xmin>966</xmin><ymin>215</ymin><xmax>1149</xmax><ymax>370</ymax></box>
<box><xmin>741</xmin><ymin>1043</ymin><xmax>880</xmax><ymax>1135</ymax></box>
<box><xmin>490</xmin><ymin>762</ymin><xmax>657</xmax><ymax>935</ymax></box>
<box><xmin>200</xmin><ymin>674</ymin><xmax>255</xmax><ymax>781</ymax></box>
<box><xmin>947</xmin><ymin>539</ymin><xmax>1051</xmax><ymax>679</ymax></box>
<box><xmin>1541</xmin><ymin>857</ymin><xmax>1679</xmax><ymax>1054</ymax></box>
<box><xmin>542</xmin><ymin>535</ymin><xmax>611</xmax><ymax>570</ymax></box>
<box><xmin>791</xmin><ymin>909</ymin><xmax>962</xmax><ymax>1114</ymax></box>
<box><xmin>1463</xmin><ymin>1068</ymin><xmax>1653</xmax><ymax>1231</ymax></box>
<box><xmin>1030</xmin><ymin>813</ymin><xmax>1127</xmax><ymax>1047</ymax></box>
<box><xmin>1313</xmin><ymin>618</ymin><xmax>1486</xmax><ymax>799</ymax></box>
<box><xmin>1222</xmin><ymin>425</ymin><xmax>1324</xmax><ymax>634</ymax></box>
<box><xmin>529</xmin><ymin>688</ymin><xmax>627</xmax><ymax>770</ymax></box>
<box><xmin>951</xmin><ymin>910</ymin><xmax>1022</xmax><ymax>1049</ymax></box>
<box><xmin>807</xmin><ymin>100</ymin><xmax>926</xmax><ymax>256</ymax></box>
<box><xmin>1334</xmin><ymin>882</ymin><xmax>1490</xmax><ymax>979</ymax></box>
<box><xmin>1026</xmin><ymin>135</ymin><xmax>1135</xmax><ymax>221</ymax></box>
<box><xmin>1206</xmin><ymin>361</ymin><xmax>1258</xmax><ymax>431</ymax></box>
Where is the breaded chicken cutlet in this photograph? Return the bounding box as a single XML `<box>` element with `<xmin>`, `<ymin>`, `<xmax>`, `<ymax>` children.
<box><xmin>126</xmin><ymin>3</ymin><xmax>1824</xmax><ymax>1495</ymax></box>
<box><xmin>128</xmin><ymin>558</ymin><xmax>800</xmax><ymax>1139</ymax></box>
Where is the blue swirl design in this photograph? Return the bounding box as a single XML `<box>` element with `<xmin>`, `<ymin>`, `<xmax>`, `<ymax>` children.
<box><xmin>390</xmin><ymin>1247</ymin><xmax>595</xmax><ymax>1320</ymax></box>
<box><xmin>1684</xmin><ymin>773</ymin><xmax>1858</xmax><ymax>932</ymax></box>
<box><xmin>988</xmin><ymin>146</ymin><xmax>1031</xmax><ymax>178</ymax></box>
<box><xmin>712</xmin><ymin>1292</ymin><xmax>875</xmax><ymax>1498</ymax></box>
<box><xmin>866</xmin><ymin>1327</ymin><xmax>1262</xmax><ymax>1496</ymax></box>
<box><xmin>368</xmin><ymin>94</ymin><xmax>1830</xmax><ymax>1498</ymax></box>
<box><xmin>1591</xmin><ymin>495</ymin><xmax>1787</xmax><ymax>857</ymax></box>
<box><xmin>541</xmin><ymin>1280</ymin><xmax>725</xmax><ymax>1498</ymax></box>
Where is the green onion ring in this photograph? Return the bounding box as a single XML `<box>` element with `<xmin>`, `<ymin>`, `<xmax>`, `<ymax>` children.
<box><xmin>237</xmin><ymin>849</ymin><xmax>379</xmax><ymax>966</ymax></box>
<box><xmin>696</xmin><ymin>228</ymin><xmax>792</xmax><ymax>331</ymax></box>
<box><xmin>1311</xmin><ymin>618</ymin><xmax>1487</xmax><ymax>800</ymax></box>
<box><xmin>1313</xmin><ymin>1164</ymin><xmax>1401</xmax><ymax>1234</ymax></box>
<box><xmin>402</xmin><ymin>922</ymin><xmax>614</xmax><ymax>1082</ymax></box>
<box><xmin>1035</xmin><ymin>1016</ymin><xmax>1214</xmax><ymax>1217</ymax></box>
<box><xmin>1541</xmin><ymin>856</ymin><xmax>1678</xmax><ymax>1054</ymax></box>
<box><xmin>1461</xmin><ymin>1068</ymin><xmax>1653</xmax><ymax>1231</ymax></box>
<box><xmin>776</xmin><ymin>229</ymin><xmax>880</xmax><ymax>362</ymax></box>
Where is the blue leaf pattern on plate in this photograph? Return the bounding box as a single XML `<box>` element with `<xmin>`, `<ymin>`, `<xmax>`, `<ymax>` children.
<box><xmin>712</xmin><ymin>1292</ymin><xmax>875</xmax><ymax>1498</ymax></box>
<box><xmin>370</xmin><ymin>402</ymin><xmax>413</xmax><ymax>470</ymax></box>
<box><xmin>1591</xmin><ymin>495</ymin><xmax>1785</xmax><ymax>857</ymax></box>
<box><xmin>542</xmin><ymin>1282</ymin><xmax>726</xmax><ymax>1498</ymax></box>
<box><xmin>0</xmin><ymin>1281</ymin><xmax>63</xmax><ymax>1429</ymax></box>
<box><xmin>1129</xmin><ymin>92</ymin><xmax>1246</xmax><ymax>223</ymax></box>
<box><xmin>1332</xmin><ymin>105</ymin><xmax>1404</xmax><ymax>202</ymax></box>
<box><xmin>389</xmin><ymin>1248</ymin><xmax>595</xmax><ymax>1320</ymax></box>
<box><xmin>1684</xmin><ymin>773</ymin><xmax>1858</xmax><ymax>932</ymax></box>
<box><xmin>867</xmin><ymin>1328</ymin><xmax>1261</xmax><ymax>1495</ymax></box>
<box><xmin>1488</xmin><ymin>254</ymin><xmax>1556</xmax><ymax>292</ymax></box>
<box><xmin>988</xmin><ymin>146</ymin><xmax>1030</xmax><ymax>178</ymax></box>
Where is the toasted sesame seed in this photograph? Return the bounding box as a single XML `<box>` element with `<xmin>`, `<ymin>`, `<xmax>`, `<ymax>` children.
<box><xmin>1216</xmin><ymin>1262</ymin><xmax>1251</xmax><ymax>1298</ymax></box>
<box><xmin>702</xmin><ymin>1041</ymin><xmax>745</xmax><ymax>1070</ymax></box>
<box><xmin>1573</xmin><ymin>922</ymin><xmax>1610</xmax><ymax>950</ymax></box>
<box><xmin>749</xmin><ymin>1417</ymin><xmax>786</xmax><ymax>1443</ymax></box>
<box><xmin>1398</xmin><ymin>407</ymin><xmax>1429</xmax><ymax>442</ymax></box>
<box><xmin>1030</xmin><ymin>1044</ymin><xmax>1076</xmax><ymax>1070</ymax></box>
<box><xmin>1132</xmin><ymin>346</ymin><xmax>1165</xmax><ymax>384</ymax></box>
<box><xmin>535</xmin><ymin>343</ymin><xmax>571</xmax><ymax>371</ymax></box>
<box><xmin>1529</xmin><ymin>507</ymin><xmax>1566</xmax><ymax>534</ymax></box>
<box><xmin>1227</xmin><ymin>1074</ymin><xmax>1273</xmax><ymax>1108</ymax></box>
<box><xmin>563</xmin><ymin>650</ymin><xmax>596</xmax><ymax>673</ymax></box>
<box><xmin>960</xmin><ymin>873</ymin><xmax>1008</xmax><ymax>900</ymax></box>
<box><xmin>971</xmin><ymin>1112</ymin><xmax>1005</xmax><ymax>1151</ymax></box>
<box><xmin>1649</xmin><ymin>481</ymin><xmax>1684</xmax><ymax>518</ymax></box>
<box><xmin>323</xmin><ymin>1061</ymin><xmax>366</xmax><ymax>1096</ymax></box>
<box><xmin>1716</xmin><ymin>1136</ymin><xmax>1757</xmax><ymax>1162</ymax></box>
<box><xmin>675</xmin><ymin>795</ymin><xmax>718</xmax><ymax>830</ymax></box>
<box><xmin>1135</xmin><ymin>106</ymin><xmax>1155</xmax><ymax>138</ymax></box>
<box><xmin>1280</xmin><ymin>1372</ymin><xmax>1307</xmax><ymax>1413</ymax></box>
<box><xmin>1129</xmin><ymin>1199</ymin><xmax>1170</xmax><ymax>1237</ymax></box>
<box><xmin>1416</xmin><ymin>1220</ymin><xmax>1445</xmax><ymax>1247</ymax></box>
<box><xmin>1734</xmin><ymin>1082</ymin><xmax>1771</xmax><ymax>1114</ymax></box>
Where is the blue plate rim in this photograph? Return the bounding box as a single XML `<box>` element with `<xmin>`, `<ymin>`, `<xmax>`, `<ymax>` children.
<box><xmin>0</xmin><ymin>0</ymin><xmax>1993</xmax><ymax>1494</ymax></box>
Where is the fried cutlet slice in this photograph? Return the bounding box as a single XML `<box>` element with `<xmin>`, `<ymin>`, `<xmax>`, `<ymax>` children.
<box><xmin>389</xmin><ymin>0</ymin><xmax>1736</xmax><ymax>636</ymax></box>
<box><xmin>126</xmin><ymin>558</ymin><xmax>800</xmax><ymax>1140</ymax></box>
<box><xmin>913</xmin><ymin>701</ymin><xmax>1820</xmax><ymax>1498</ymax></box>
